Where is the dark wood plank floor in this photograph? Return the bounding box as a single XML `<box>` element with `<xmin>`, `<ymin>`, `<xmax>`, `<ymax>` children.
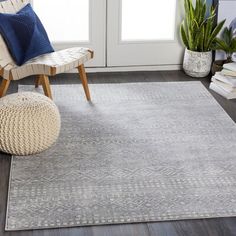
<box><xmin>0</xmin><ymin>70</ymin><xmax>235</xmax><ymax>236</ymax></box>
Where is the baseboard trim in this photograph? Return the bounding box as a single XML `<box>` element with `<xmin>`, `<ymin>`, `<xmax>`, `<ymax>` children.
<box><xmin>68</xmin><ymin>65</ymin><xmax>182</xmax><ymax>73</ymax></box>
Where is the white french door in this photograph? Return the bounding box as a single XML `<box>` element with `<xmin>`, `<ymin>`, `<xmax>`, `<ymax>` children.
<box><xmin>32</xmin><ymin>0</ymin><xmax>106</xmax><ymax>67</ymax></box>
<box><xmin>107</xmin><ymin>0</ymin><xmax>184</xmax><ymax>67</ymax></box>
<box><xmin>33</xmin><ymin>0</ymin><xmax>183</xmax><ymax>69</ymax></box>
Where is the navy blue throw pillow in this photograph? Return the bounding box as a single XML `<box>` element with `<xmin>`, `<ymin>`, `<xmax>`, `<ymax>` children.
<box><xmin>0</xmin><ymin>4</ymin><xmax>54</xmax><ymax>66</ymax></box>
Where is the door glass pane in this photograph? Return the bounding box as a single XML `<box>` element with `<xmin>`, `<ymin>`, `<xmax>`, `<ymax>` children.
<box><xmin>121</xmin><ymin>0</ymin><xmax>176</xmax><ymax>41</ymax></box>
<box><xmin>33</xmin><ymin>0</ymin><xmax>89</xmax><ymax>43</ymax></box>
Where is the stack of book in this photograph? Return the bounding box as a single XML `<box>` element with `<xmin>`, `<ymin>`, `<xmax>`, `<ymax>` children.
<box><xmin>210</xmin><ymin>62</ymin><xmax>236</xmax><ymax>99</ymax></box>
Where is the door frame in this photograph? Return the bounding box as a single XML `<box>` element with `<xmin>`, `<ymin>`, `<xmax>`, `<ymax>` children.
<box><xmin>106</xmin><ymin>0</ymin><xmax>184</xmax><ymax>67</ymax></box>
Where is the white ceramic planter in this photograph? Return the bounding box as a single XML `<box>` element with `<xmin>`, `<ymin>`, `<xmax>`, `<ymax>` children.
<box><xmin>183</xmin><ymin>49</ymin><xmax>212</xmax><ymax>78</ymax></box>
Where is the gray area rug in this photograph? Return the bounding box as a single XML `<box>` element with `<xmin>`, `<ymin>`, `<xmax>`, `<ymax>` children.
<box><xmin>6</xmin><ymin>82</ymin><xmax>236</xmax><ymax>231</ymax></box>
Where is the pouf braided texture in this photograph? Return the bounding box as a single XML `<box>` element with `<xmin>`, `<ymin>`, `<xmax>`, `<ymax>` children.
<box><xmin>0</xmin><ymin>92</ymin><xmax>61</xmax><ymax>156</ymax></box>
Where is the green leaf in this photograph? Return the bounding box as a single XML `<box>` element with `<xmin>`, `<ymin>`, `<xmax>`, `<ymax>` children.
<box><xmin>207</xmin><ymin>19</ymin><xmax>226</xmax><ymax>50</ymax></box>
<box><xmin>231</xmin><ymin>38</ymin><xmax>236</xmax><ymax>52</ymax></box>
<box><xmin>204</xmin><ymin>17</ymin><xmax>213</xmax><ymax>50</ymax></box>
<box><xmin>215</xmin><ymin>38</ymin><xmax>230</xmax><ymax>51</ymax></box>
<box><xmin>181</xmin><ymin>23</ymin><xmax>189</xmax><ymax>48</ymax></box>
<box><xmin>199</xmin><ymin>24</ymin><xmax>205</xmax><ymax>51</ymax></box>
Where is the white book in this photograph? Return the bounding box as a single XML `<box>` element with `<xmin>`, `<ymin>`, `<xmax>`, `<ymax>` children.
<box><xmin>210</xmin><ymin>82</ymin><xmax>236</xmax><ymax>100</ymax></box>
<box><xmin>213</xmin><ymin>72</ymin><xmax>236</xmax><ymax>87</ymax></box>
<box><xmin>223</xmin><ymin>62</ymin><xmax>236</xmax><ymax>72</ymax></box>
<box><xmin>212</xmin><ymin>78</ymin><xmax>236</xmax><ymax>93</ymax></box>
<box><xmin>221</xmin><ymin>69</ymin><xmax>236</xmax><ymax>77</ymax></box>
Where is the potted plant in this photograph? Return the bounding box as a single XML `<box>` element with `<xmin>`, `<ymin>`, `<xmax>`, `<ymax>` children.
<box><xmin>212</xmin><ymin>27</ymin><xmax>236</xmax><ymax>74</ymax></box>
<box><xmin>181</xmin><ymin>0</ymin><xmax>225</xmax><ymax>77</ymax></box>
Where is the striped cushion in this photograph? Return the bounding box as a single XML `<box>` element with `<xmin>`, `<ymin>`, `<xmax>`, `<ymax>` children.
<box><xmin>1</xmin><ymin>47</ymin><xmax>93</xmax><ymax>80</ymax></box>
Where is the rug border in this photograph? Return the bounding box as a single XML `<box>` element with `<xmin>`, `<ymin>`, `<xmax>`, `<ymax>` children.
<box><xmin>198</xmin><ymin>81</ymin><xmax>236</xmax><ymax>125</ymax></box>
<box><xmin>5</xmin><ymin>214</ymin><xmax>236</xmax><ymax>231</ymax></box>
<box><xmin>5</xmin><ymin>155</ymin><xmax>14</xmax><ymax>231</ymax></box>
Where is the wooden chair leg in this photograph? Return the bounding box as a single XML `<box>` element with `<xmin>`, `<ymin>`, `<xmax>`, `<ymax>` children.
<box><xmin>78</xmin><ymin>64</ymin><xmax>91</xmax><ymax>101</ymax></box>
<box><xmin>40</xmin><ymin>75</ymin><xmax>53</xmax><ymax>99</ymax></box>
<box><xmin>35</xmin><ymin>75</ymin><xmax>42</xmax><ymax>88</ymax></box>
<box><xmin>0</xmin><ymin>79</ymin><xmax>11</xmax><ymax>98</ymax></box>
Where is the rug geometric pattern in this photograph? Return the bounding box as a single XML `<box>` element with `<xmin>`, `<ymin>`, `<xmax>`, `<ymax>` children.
<box><xmin>5</xmin><ymin>82</ymin><xmax>236</xmax><ymax>231</ymax></box>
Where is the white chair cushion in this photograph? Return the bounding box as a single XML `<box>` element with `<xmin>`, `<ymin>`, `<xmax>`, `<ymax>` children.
<box><xmin>1</xmin><ymin>47</ymin><xmax>93</xmax><ymax>80</ymax></box>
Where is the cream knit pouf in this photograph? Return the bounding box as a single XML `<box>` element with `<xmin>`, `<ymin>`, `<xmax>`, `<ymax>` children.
<box><xmin>0</xmin><ymin>92</ymin><xmax>61</xmax><ymax>156</ymax></box>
